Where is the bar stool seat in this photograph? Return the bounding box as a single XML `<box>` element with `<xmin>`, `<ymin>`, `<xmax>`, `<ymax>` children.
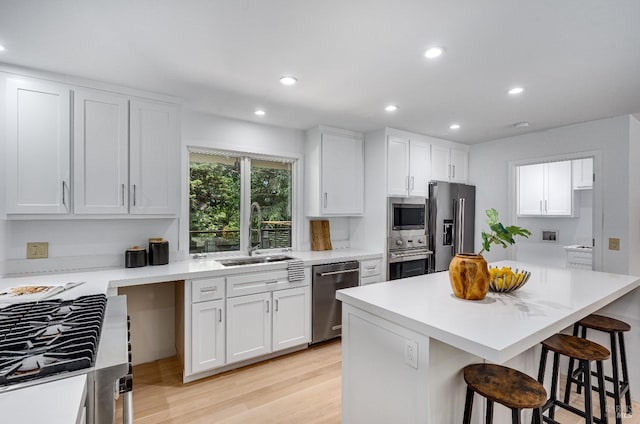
<box><xmin>463</xmin><ymin>363</ymin><xmax>547</xmax><ymax>424</ymax></box>
<box><xmin>565</xmin><ymin>314</ymin><xmax>633</xmax><ymax>424</ymax></box>
<box><xmin>538</xmin><ymin>334</ymin><xmax>610</xmax><ymax>424</ymax></box>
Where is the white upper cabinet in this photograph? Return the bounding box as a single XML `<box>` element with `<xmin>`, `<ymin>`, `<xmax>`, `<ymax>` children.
<box><xmin>572</xmin><ymin>158</ymin><xmax>593</xmax><ymax>190</ymax></box>
<box><xmin>129</xmin><ymin>99</ymin><xmax>180</xmax><ymax>215</ymax></box>
<box><xmin>5</xmin><ymin>78</ymin><xmax>71</xmax><ymax>214</ymax></box>
<box><xmin>305</xmin><ymin>126</ymin><xmax>364</xmax><ymax>216</ymax></box>
<box><xmin>387</xmin><ymin>136</ymin><xmax>430</xmax><ymax>197</ymax></box>
<box><xmin>431</xmin><ymin>145</ymin><xmax>468</xmax><ymax>183</ymax></box>
<box><xmin>74</xmin><ymin>90</ymin><xmax>129</xmax><ymax>214</ymax></box>
<box><xmin>517</xmin><ymin>160</ymin><xmax>573</xmax><ymax>216</ymax></box>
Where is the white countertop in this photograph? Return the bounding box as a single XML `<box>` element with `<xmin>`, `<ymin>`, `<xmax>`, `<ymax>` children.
<box><xmin>0</xmin><ymin>248</ymin><xmax>383</xmax><ymax>293</ymax></box>
<box><xmin>0</xmin><ymin>374</ymin><xmax>87</xmax><ymax>424</ymax></box>
<box><xmin>336</xmin><ymin>260</ymin><xmax>640</xmax><ymax>364</ymax></box>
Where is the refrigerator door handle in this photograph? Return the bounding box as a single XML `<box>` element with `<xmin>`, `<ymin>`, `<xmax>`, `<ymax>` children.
<box><xmin>457</xmin><ymin>197</ymin><xmax>465</xmax><ymax>254</ymax></box>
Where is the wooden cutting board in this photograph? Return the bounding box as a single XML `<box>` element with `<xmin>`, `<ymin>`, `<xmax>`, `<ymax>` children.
<box><xmin>310</xmin><ymin>220</ymin><xmax>332</xmax><ymax>251</ymax></box>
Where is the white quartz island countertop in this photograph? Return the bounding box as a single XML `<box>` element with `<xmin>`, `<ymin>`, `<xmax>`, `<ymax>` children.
<box><xmin>337</xmin><ymin>261</ymin><xmax>640</xmax><ymax>423</ymax></box>
<box><xmin>337</xmin><ymin>260</ymin><xmax>640</xmax><ymax>364</ymax></box>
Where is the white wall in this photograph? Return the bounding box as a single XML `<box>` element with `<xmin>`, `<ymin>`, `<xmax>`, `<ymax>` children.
<box><xmin>627</xmin><ymin>115</ymin><xmax>640</xmax><ymax>276</ymax></box>
<box><xmin>470</xmin><ymin>116</ymin><xmax>631</xmax><ymax>273</ymax></box>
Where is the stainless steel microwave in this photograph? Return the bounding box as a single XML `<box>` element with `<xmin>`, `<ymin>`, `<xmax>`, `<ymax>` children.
<box><xmin>389</xmin><ymin>198</ymin><xmax>426</xmax><ymax>231</ymax></box>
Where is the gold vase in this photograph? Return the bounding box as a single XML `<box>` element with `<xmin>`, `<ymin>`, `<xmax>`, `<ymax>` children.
<box><xmin>448</xmin><ymin>253</ymin><xmax>490</xmax><ymax>300</ymax></box>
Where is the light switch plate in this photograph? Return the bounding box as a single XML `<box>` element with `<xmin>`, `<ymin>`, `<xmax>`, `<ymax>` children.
<box><xmin>405</xmin><ymin>340</ymin><xmax>418</xmax><ymax>369</ymax></box>
<box><xmin>27</xmin><ymin>242</ymin><xmax>48</xmax><ymax>259</ymax></box>
<box><xmin>608</xmin><ymin>238</ymin><xmax>620</xmax><ymax>251</ymax></box>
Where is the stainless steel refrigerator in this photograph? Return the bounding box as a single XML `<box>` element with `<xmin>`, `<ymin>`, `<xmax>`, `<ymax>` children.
<box><xmin>428</xmin><ymin>181</ymin><xmax>476</xmax><ymax>272</ymax></box>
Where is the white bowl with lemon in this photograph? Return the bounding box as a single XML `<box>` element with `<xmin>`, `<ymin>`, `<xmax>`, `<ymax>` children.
<box><xmin>488</xmin><ymin>266</ymin><xmax>531</xmax><ymax>293</ymax></box>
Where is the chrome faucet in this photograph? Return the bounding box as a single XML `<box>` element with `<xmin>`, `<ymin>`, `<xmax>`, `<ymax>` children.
<box><xmin>248</xmin><ymin>201</ymin><xmax>262</xmax><ymax>256</ymax></box>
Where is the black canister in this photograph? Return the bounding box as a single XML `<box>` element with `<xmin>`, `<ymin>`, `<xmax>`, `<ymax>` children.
<box><xmin>125</xmin><ymin>246</ymin><xmax>147</xmax><ymax>268</ymax></box>
<box><xmin>148</xmin><ymin>238</ymin><xmax>169</xmax><ymax>265</ymax></box>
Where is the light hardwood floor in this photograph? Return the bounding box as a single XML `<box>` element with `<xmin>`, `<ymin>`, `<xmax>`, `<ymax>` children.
<box><xmin>117</xmin><ymin>340</ymin><xmax>638</xmax><ymax>423</ymax></box>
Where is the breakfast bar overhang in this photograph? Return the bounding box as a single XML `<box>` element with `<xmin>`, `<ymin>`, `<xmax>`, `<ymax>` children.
<box><xmin>336</xmin><ymin>261</ymin><xmax>640</xmax><ymax>423</ymax></box>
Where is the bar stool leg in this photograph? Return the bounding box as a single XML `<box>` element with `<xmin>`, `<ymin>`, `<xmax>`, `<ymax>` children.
<box><xmin>463</xmin><ymin>387</ymin><xmax>474</xmax><ymax>424</ymax></box>
<box><xmin>577</xmin><ymin>325</ymin><xmax>588</xmax><ymax>394</ymax></box>
<box><xmin>511</xmin><ymin>408</ymin><xmax>521</xmax><ymax>424</ymax></box>
<box><xmin>549</xmin><ymin>352</ymin><xmax>560</xmax><ymax>420</ymax></box>
<box><xmin>486</xmin><ymin>399</ymin><xmax>494</xmax><ymax>424</ymax></box>
<box><xmin>565</xmin><ymin>323</ymin><xmax>581</xmax><ymax>403</ymax></box>
<box><xmin>619</xmin><ymin>332</ymin><xmax>632</xmax><ymax>414</ymax></box>
<box><xmin>583</xmin><ymin>359</ymin><xmax>594</xmax><ymax>424</ymax></box>
<box><xmin>610</xmin><ymin>333</ymin><xmax>622</xmax><ymax>424</ymax></box>
<box><xmin>532</xmin><ymin>408</ymin><xmax>543</xmax><ymax>424</ymax></box>
<box><xmin>596</xmin><ymin>359</ymin><xmax>608</xmax><ymax>424</ymax></box>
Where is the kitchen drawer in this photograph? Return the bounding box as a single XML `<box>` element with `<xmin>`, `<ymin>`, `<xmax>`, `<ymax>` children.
<box><xmin>360</xmin><ymin>259</ymin><xmax>381</xmax><ymax>277</ymax></box>
<box><xmin>360</xmin><ymin>275</ymin><xmax>381</xmax><ymax>285</ymax></box>
<box><xmin>192</xmin><ymin>278</ymin><xmax>225</xmax><ymax>302</ymax></box>
<box><xmin>226</xmin><ymin>270</ymin><xmax>291</xmax><ymax>297</ymax></box>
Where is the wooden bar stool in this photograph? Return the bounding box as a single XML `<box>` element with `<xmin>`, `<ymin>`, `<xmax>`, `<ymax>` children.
<box><xmin>565</xmin><ymin>314</ymin><xmax>632</xmax><ymax>424</ymax></box>
<box><xmin>463</xmin><ymin>363</ymin><xmax>547</xmax><ymax>424</ymax></box>
<box><xmin>538</xmin><ymin>334</ymin><xmax>609</xmax><ymax>424</ymax></box>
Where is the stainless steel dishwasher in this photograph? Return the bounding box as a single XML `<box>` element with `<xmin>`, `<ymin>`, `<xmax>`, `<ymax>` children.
<box><xmin>312</xmin><ymin>261</ymin><xmax>360</xmax><ymax>343</ymax></box>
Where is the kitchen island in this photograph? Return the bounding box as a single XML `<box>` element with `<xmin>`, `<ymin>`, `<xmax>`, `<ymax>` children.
<box><xmin>336</xmin><ymin>261</ymin><xmax>640</xmax><ymax>423</ymax></box>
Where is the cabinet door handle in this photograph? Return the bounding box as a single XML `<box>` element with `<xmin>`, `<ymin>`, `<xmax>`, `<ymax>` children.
<box><xmin>452</xmin><ymin>165</ymin><xmax>456</xmax><ymax>179</ymax></box>
<box><xmin>544</xmin><ymin>200</ymin><xmax>548</xmax><ymax>213</ymax></box>
<box><xmin>540</xmin><ymin>200</ymin><xmax>543</xmax><ymax>213</ymax></box>
<box><xmin>410</xmin><ymin>176</ymin><xmax>415</xmax><ymax>190</ymax></box>
<box><xmin>200</xmin><ymin>286</ymin><xmax>218</xmax><ymax>293</ymax></box>
<box><xmin>121</xmin><ymin>184</ymin><xmax>125</xmax><ymax>206</ymax></box>
<box><xmin>448</xmin><ymin>164</ymin><xmax>452</xmax><ymax>178</ymax></box>
<box><xmin>323</xmin><ymin>193</ymin><xmax>327</xmax><ymax>209</ymax></box>
<box><xmin>406</xmin><ymin>176</ymin><xmax>409</xmax><ymax>190</ymax></box>
<box><xmin>218</xmin><ymin>309</ymin><xmax>222</xmax><ymax>322</ymax></box>
<box><xmin>61</xmin><ymin>181</ymin><xmax>67</xmax><ymax>207</ymax></box>
<box><xmin>365</xmin><ymin>265</ymin><xmax>376</xmax><ymax>270</ymax></box>
<box><xmin>133</xmin><ymin>184</ymin><xmax>137</xmax><ymax>206</ymax></box>
<box><xmin>266</xmin><ymin>300</ymin><xmax>270</xmax><ymax>313</ymax></box>
<box><xmin>275</xmin><ymin>299</ymin><xmax>279</xmax><ymax>312</ymax></box>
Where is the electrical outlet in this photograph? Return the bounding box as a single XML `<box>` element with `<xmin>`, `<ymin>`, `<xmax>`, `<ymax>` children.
<box><xmin>27</xmin><ymin>242</ymin><xmax>48</xmax><ymax>259</ymax></box>
<box><xmin>405</xmin><ymin>340</ymin><xmax>418</xmax><ymax>369</ymax></box>
<box><xmin>608</xmin><ymin>238</ymin><xmax>620</xmax><ymax>251</ymax></box>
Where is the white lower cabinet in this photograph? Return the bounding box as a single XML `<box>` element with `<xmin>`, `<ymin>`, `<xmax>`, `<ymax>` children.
<box><xmin>227</xmin><ymin>286</ymin><xmax>310</xmax><ymax>364</ymax></box>
<box><xmin>191</xmin><ymin>299</ymin><xmax>225</xmax><ymax>373</ymax></box>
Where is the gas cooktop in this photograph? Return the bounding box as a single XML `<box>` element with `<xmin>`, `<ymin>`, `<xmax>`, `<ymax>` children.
<box><xmin>0</xmin><ymin>294</ymin><xmax>106</xmax><ymax>387</ymax></box>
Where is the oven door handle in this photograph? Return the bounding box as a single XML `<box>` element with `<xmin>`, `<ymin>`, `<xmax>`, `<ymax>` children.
<box><xmin>318</xmin><ymin>268</ymin><xmax>360</xmax><ymax>277</ymax></box>
<box><xmin>389</xmin><ymin>251</ymin><xmax>432</xmax><ymax>263</ymax></box>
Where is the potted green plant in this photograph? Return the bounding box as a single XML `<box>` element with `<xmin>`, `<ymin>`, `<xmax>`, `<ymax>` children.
<box><xmin>449</xmin><ymin>208</ymin><xmax>531</xmax><ymax>300</ymax></box>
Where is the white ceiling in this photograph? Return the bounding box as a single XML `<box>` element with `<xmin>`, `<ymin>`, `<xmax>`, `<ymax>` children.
<box><xmin>0</xmin><ymin>0</ymin><xmax>639</xmax><ymax>144</ymax></box>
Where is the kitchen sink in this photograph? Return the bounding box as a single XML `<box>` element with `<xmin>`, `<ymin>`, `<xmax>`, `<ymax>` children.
<box><xmin>217</xmin><ymin>255</ymin><xmax>296</xmax><ymax>266</ymax></box>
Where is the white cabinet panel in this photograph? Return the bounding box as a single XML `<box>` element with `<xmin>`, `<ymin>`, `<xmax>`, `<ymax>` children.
<box><xmin>518</xmin><ymin>163</ymin><xmax>545</xmax><ymax>215</ymax></box>
<box><xmin>273</xmin><ymin>286</ymin><xmax>310</xmax><ymax>351</ymax></box>
<box><xmin>387</xmin><ymin>137</ymin><xmax>430</xmax><ymax>197</ymax></box>
<box><xmin>305</xmin><ymin>127</ymin><xmax>364</xmax><ymax>216</ymax></box>
<box><xmin>226</xmin><ymin>292</ymin><xmax>272</xmax><ymax>363</ymax></box>
<box><xmin>545</xmin><ymin>161</ymin><xmax>572</xmax><ymax>215</ymax></box>
<box><xmin>191</xmin><ymin>299</ymin><xmax>225</xmax><ymax>373</ymax></box>
<box><xmin>73</xmin><ymin>90</ymin><xmax>129</xmax><ymax>214</ymax></box>
<box><xmin>387</xmin><ymin>137</ymin><xmax>410</xmax><ymax>196</ymax></box>
<box><xmin>129</xmin><ymin>99</ymin><xmax>180</xmax><ymax>215</ymax></box>
<box><xmin>430</xmin><ymin>145</ymin><xmax>450</xmax><ymax>182</ymax></box>
<box><xmin>5</xmin><ymin>78</ymin><xmax>70</xmax><ymax>214</ymax></box>
<box><xmin>430</xmin><ymin>145</ymin><xmax>468</xmax><ymax>183</ymax></box>
<box><xmin>450</xmin><ymin>148</ymin><xmax>468</xmax><ymax>183</ymax></box>
<box><xmin>572</xmin><ymin>158</ymin><xmax>593</xmax><ymax>190</ymax></box>
<box><xmin>517</xmin><ymin>161</ymin><xmax>572</xmax><ymax>216</ymax></box>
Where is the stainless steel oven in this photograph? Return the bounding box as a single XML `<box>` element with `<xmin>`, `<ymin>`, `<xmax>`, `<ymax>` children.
<box><xmin>388</xmin><ymin>197</ymin><xmax>431</xmax><ymax>280</ymax></box>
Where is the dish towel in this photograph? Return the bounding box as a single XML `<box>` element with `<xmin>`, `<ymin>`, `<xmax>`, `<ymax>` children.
<box><xmin>287</xmin><ymin>259</ymin><xmax>305</xmax><ymax>282</ymax></box>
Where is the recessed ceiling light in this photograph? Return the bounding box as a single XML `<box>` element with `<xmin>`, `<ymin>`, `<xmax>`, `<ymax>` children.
<box><xmin>424</xmin><ymin>47</ymin><xmax>444</xmax><ymax>59</ymax></box>
<box><xmin>0</xmin><ymin>45</ymin><xmax>5</xmax><ymax>52</ymax></box>
<box><xmin>254</xmin><ymin>109</ymin><xmax>266</xmax><ymax>116</ymax></box>
<box><xmin>449</xmin><ymin>123</ymin><xmax>461</xmax><ymax>130</ymax></box>
<box><xmin>385</xmin><ymin>105</ymin><xmax>398</xmax><ymax>112</ymax></box>
<box><xmin>513</xmin><ymin>121</ymin><xmax>530</xmax><ymax>128</ymax></box>
<box><xmin>279</xmin><ymin>76</ymin><xmax>298</xmax><ymax>86</ymax></box>
<box><xmin>508</xmin><ymin>87</ymin><xmax>524</xmax><ymax>95</ymax></box>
